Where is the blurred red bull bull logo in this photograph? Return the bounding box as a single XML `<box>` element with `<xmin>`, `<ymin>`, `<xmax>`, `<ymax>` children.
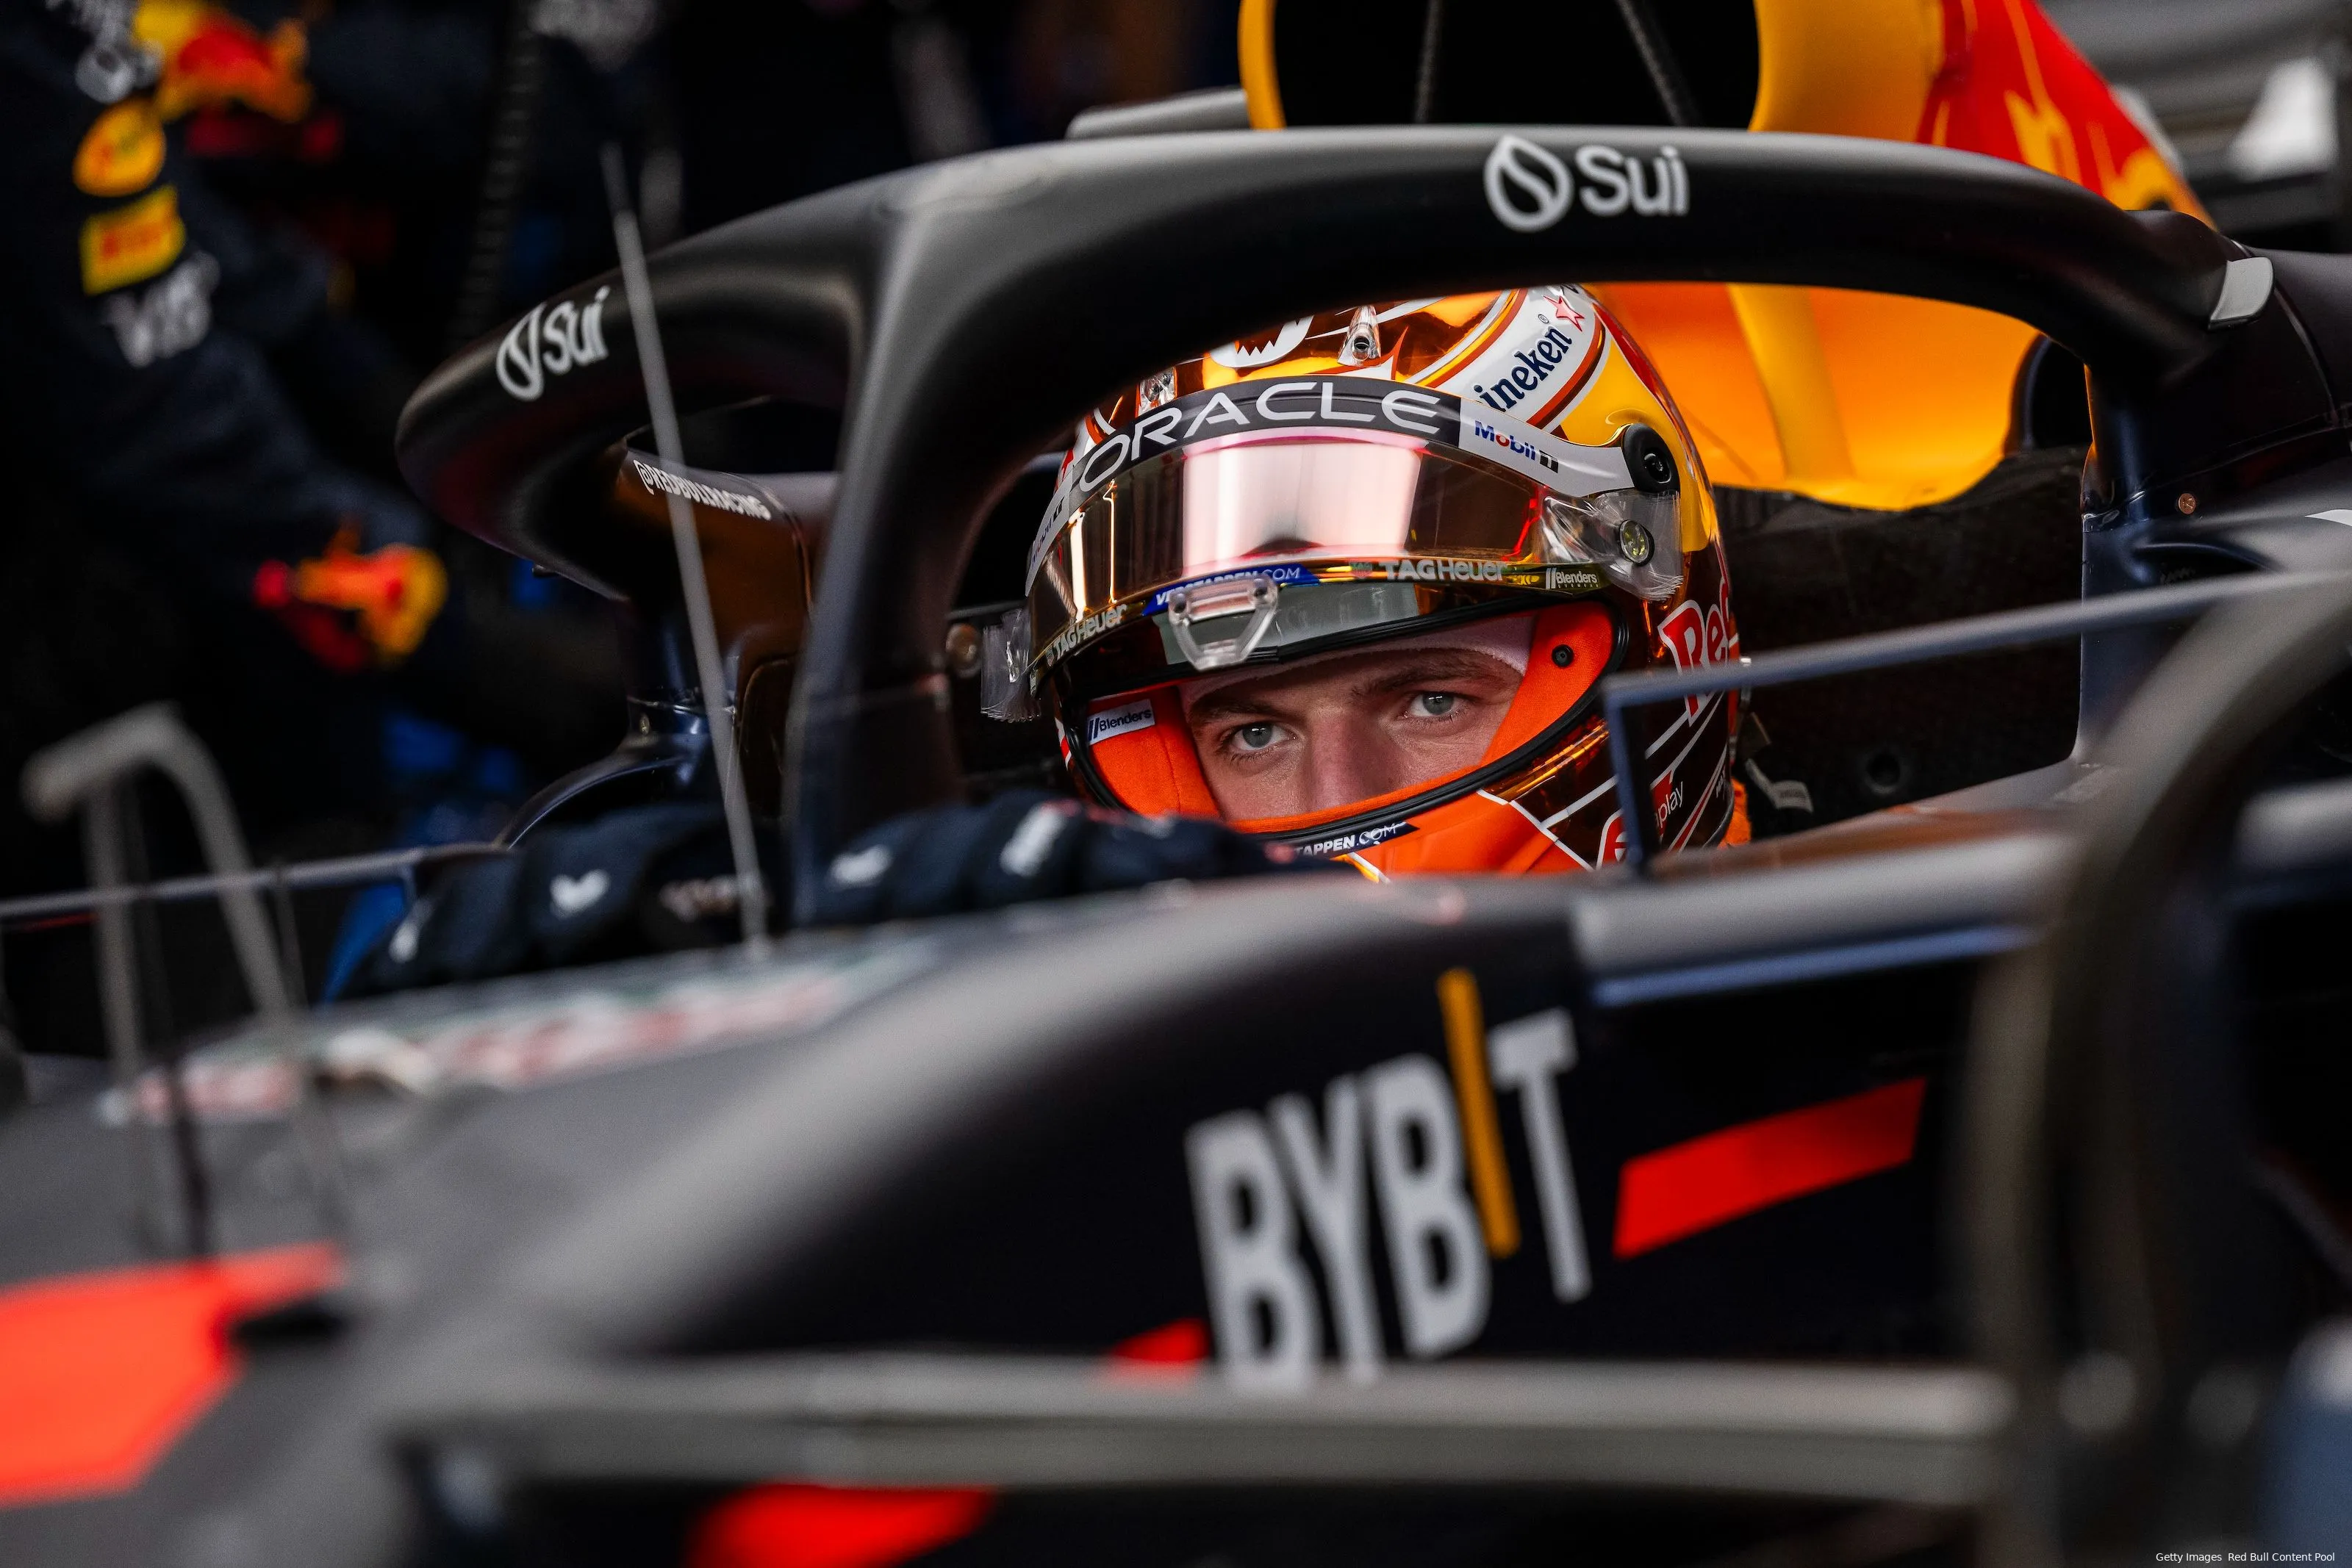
<box><xmin>252</xmin><ymin>531</ymin><xmax>448</xmax><ymax>672</ymax></box>
<box><xmin>133</xmin><ymin>0</ymin><xmax>312</xmax><ymax>123</ymax></box>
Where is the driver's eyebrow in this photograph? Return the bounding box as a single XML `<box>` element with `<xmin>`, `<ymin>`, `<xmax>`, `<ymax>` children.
<box><xmin>1347</xmin><ymin>650</ymin><xmax>1517</xmax><ymax>698</ymax></box>
<box><xmin>1184</xmin><ymin>685</ymin><xmax>1294</xmax><ymax>726</ymax></box>
<box><xmin>1186</xmin><ymin>650</ymin><xmax>1513</xmax><ymax>725</ymax></box>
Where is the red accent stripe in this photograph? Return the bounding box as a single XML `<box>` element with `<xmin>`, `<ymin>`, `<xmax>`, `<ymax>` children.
<box><xmin>1419</xmin><ymin>290</ymin><xmax>1521</xmax><ymax>385</ymax></box>
<box><xmin>688</xmin><ymin>1485</ymin><xmax>993</xmax><ymax>1568</ymax></box>
<box><xmin>1612</xmin><ymin>1079</ymin><xmax>1928</xmax><ymax>1259</ymax></box>
<box><xmin>1108</xmin><ymin>1317</ymin><xmax>1208</xmax><ymax>1367</ymax></box>
<box><xmin>1100</xmin><ymin>1317</ymin><xmax>1208</xmax><ymax>1383</ymax></box>
<box><xmin>1524</xmin><ymin>331</ymin><xmax>1605</xmax><ymax>429</ymax></box>
<box><xmin>0</xmin><ymin>1244</ymin><xmax>341</xmax><ymax>1507</ymax></box>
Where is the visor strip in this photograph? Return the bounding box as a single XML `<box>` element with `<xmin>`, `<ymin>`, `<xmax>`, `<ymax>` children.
<box><xmin>1030</xmin><ymin>375</ymin><xmax>1636</xmax><ymax>589</ymax></box>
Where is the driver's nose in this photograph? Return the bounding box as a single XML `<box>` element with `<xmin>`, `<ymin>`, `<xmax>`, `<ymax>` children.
<box><xmin>1297</xmin><ymin>710</ymin><xmax>1413</xmax><ymax>816</ymax></box>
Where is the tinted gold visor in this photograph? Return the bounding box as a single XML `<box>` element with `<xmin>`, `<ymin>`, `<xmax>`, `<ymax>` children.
<box><xmin>1028</xmin><ymin>431</ymin><xmax>1552</xmax><ymax>669</ymax></box>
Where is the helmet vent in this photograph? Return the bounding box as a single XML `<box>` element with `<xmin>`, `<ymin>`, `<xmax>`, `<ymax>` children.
<box><xmin>1338</xmin><ymin>304</ymin><xmax>1384</xmax><ymax>367</ymax></box>
<box><xmin>1165</xmin><ymin>575</ymin><xmax>1283</xmax><ymax>671</ymax></box>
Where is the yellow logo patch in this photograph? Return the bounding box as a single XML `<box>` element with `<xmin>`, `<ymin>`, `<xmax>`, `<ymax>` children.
<box><xmin>74</xmin><ymin>99</ymin><xmax>165</xmax><ymax>198</ymax></box>
<box><xmin>81</xmin><ymin>185</ymin><xmax>184</xmax><ymax>296</ymax></box>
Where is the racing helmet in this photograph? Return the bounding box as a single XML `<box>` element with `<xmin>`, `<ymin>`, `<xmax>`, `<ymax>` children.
<box><xmin>1014</xmin><ymin>288</ymin><xmax>1746</xmax><ymax>877</ymax></box>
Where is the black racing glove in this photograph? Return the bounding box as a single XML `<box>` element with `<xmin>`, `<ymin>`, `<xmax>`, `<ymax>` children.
<box><xmin>351</xmin><ymin>802</ymin><xmax>782</xmax><ymax>994</ymax></box>
<box><xmin>808</xmin><ymin>789</ymin><xmax>1338</xmax><ymax>925</ymax></box>
<box><xmin>353</xmin><ymin>791</ymin><xmax>1329</xmax><ymax>995</ymax></box>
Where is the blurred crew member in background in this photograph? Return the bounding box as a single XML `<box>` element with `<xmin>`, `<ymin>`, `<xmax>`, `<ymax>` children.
<box><xmin>0</xmin><ymin>0</ymin><xmax>632</xmax><ymax>1043</ymax></box>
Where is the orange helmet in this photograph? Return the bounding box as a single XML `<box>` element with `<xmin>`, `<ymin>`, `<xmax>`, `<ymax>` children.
<box><xmin>1011</xmin><ymin>288</ymin><xmax>1745</xmax><ymax>879</ymax></box>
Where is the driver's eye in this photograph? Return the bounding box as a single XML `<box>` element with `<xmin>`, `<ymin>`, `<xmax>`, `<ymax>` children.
<box><xmin>1413</xmin><ymin>693</ymin><xmax>1460</xmax><ymax>718</ymax></box>
<box><xmin>1232</xmin><ymin>722</ymin><xmax>1280</xmax><ymax>752</ymax></box>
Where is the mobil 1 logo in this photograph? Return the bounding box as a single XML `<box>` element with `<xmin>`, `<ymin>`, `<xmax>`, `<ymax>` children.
<box><xmin>1184</xmin><ymin>1006</ymin><xmax>1590</xmax><ymax>1389</ymax></box>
